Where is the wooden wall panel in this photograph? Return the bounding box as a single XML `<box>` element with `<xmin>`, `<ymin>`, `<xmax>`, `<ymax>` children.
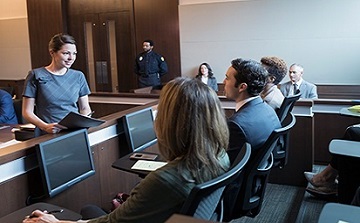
<box><xmin>90</xmin><ymin>103</ymin><xmax>137</xmax><ymax>118</ymax></box>
<box><xmin>0</xmin><ymin>79</ymin><xmax>25</xmax><ymax>99</ymax></box>
<box><xmin>67</xmin><ymin>0</ymin><xmax>137</xmax><ymax>92</ymax></box>
<box><xmin>313</xmin><ymin>113</ymin><xmax>359</xmax><ymax>164</ymax></box>
<box><xmin>26</xmin><ymin>0</ymin><xmax>65</xmax><ymax>69</ymax></box>
<box><xmin>317</xmin><ymin>85</ymin><xmax>360</xmax><ymax>100</ymax></box>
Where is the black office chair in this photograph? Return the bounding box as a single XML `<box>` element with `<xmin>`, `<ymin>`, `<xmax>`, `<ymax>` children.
<box><xmin>0</xmin><ymin>86</ymin><xmax>14</xmax><ymax>96</ymax></box>
<box><xmin>276</xmin><ymin>92</ymin><xmax>300</xmax><ymax>123</ymax></box>
<box><xmin>272</xmin><ymin>113</ymin><xmax>296</xmax><ymax>168</ymax></box>
<box><xmin>13</xmin><ymin>99</ymin><xmax>26</xmax><ymax>124</ymax></box>
<box><xmin>226</xmin><ymin>117</ymin><xmax>296</xmax><ymax>220</ymax></box>
<box><xmin>179</xmin><ymin>143</ymin><xmax>251</xmax><ymax>222</ymax></box>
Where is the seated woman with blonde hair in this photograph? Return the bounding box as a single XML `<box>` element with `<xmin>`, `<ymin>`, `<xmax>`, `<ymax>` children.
<box><xmin>23</xmin><ymin>77</ymin><xmax>230</xmax><ymax>223</ymax></box>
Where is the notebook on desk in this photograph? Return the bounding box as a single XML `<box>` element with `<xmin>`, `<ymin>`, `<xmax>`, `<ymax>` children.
<box><xmin>131</xmin><ymin>160</ymin><xmax>167</xmax><ymax>171</ymax></box>
<box><xmin>58</xmin><ymin>112</ymin><xmax>105</xmax><ymax>129</ymax></box>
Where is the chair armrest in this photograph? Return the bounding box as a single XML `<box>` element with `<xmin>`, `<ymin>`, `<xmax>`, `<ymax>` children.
<box><xmin>258</xmin><ymin>153</ymin><xmax>273</xmax><ymax>171</ymax></box>
<box><xmin>329</xmin><ymin>139</ymin><xmax>360</xmax><ymax>158</ymax></box>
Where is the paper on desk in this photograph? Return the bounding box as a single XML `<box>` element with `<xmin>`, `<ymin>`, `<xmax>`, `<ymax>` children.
<box><xmin>348</xmin><ymin>105</ymin><xmax>360</xmax><ymax>113</ymax></box>
<box><xmin>0</xmin><ymin>139</ymin><xmax>21</xmax><ymax>149</ymax></box>
<box><xmin>19</xmin><ymin>123</ymin><xmax>36</xmax><ymax>131</ymax></box>
<box><xmin>131</xmin><ymin>160</ymin><xmax>167</xmax><ymax>171</ymax></box>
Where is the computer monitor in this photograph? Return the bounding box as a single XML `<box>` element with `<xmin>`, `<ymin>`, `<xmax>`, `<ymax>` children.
<box><xmin>123</xmin><ymin>107</ymin><xmax>157</xmax><ymax>152</ymax></box>
<box><xmin>36</xmin><ymin>129</ymin><xmax>95</xmax><ymax>198</ymax></box>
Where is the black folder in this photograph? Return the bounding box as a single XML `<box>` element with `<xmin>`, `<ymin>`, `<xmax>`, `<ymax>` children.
<box><xmin>58</xmin><ymin>112</ymin><xmax>105</xmax><ymax>129</ymax></box>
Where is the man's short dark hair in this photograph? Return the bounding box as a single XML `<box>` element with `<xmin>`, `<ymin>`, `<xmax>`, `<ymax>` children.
<box><xmin>231</xmin><ymin>59</ymin><xmax>267</xmax><ymax>96</ymax></box>
<box><xmin>143</xmin><ymin>39</ymin><xmax>154</xmax><ymax>46</ymax></box>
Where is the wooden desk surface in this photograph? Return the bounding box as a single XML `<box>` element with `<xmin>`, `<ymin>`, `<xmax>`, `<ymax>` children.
<box><xmin>0</xmin><ymin>125</ymin><xmax>15</xmax><ymax>143</ymax></box>
<box><xmin>112</xmin><ymin>150</ymin><xmax>163</xmax><ymax>177</ymax></box>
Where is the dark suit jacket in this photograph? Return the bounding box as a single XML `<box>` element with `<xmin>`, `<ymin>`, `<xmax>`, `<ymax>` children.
<box><xmin>0</xmin><ymin>89</ymin><xmax>18</xmax><ymax>124</ymax></box>
<box><xmin>227</xmin><ymin>97</ymin><xmax>281</xmax><ymax>164</ymax></box>
<box><xmin>280</xmin><ymin>80</ymin><xmax>318</xmax><ymax>99</ymax></box>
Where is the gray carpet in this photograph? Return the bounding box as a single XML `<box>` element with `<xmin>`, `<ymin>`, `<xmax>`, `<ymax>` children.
<box><xmin>227</xmin><ymin>165</ymin><xmax>332</xmax><ymax>222</ymax></box>
<box><xmin>230</xmin><ymin>183</ymin><xmax>306</xmax><ymax>223</ymax></box>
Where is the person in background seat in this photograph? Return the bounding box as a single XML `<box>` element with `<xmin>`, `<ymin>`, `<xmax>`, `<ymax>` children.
<box><xmin>0</xmin><ymin>89</ymin><xmax>17</xmax><ymax>124</ymax></box>
<box><xmin>260</xmin><ymin>56</ymin><xmax>288</xmax><ymax>110</ymax></box>
<box><xmin>280</xmin><ymin>63</ymin><xmax>318</xmax><ymax>99</ymax></box>
<box><xmin>23</xmin><ymin>77</ymin><xmax>230</xmax><ymax>223</ymax></box>
<box><xmin>196</xmin><ymin>62</ymin><xmax>218</xmax><ymax>92</ymax></box>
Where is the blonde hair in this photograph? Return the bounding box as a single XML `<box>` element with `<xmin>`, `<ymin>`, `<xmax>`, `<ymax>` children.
<box><xmin>155</xmin><ymin>77</ymin><xmax>229</xmax><ymax>183</ymax></box>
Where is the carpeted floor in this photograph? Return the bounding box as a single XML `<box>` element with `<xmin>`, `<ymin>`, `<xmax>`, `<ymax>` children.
<box><xmin>229</xmin><ymin>165</ymin><xmax>333</xmax><ymax>223</ymax></box>
<box><xmin>230</xmin><ymin>183</ymin><xmax>306</xmax><ymax>223</ymax></box>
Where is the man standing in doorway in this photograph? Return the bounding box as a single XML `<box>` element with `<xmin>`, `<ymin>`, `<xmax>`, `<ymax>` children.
<box><xmin>134</xmin><ymin>39</ymin><xmax>168</xmax><ymax>88</ymax></box>
<box><xmin>280</xmin><ymin>63</ymin><xmax>318</xmax><ymax>99</ymax></box>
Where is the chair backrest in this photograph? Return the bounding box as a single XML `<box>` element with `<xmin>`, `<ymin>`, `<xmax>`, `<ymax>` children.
<box><xmin>0</xmin><ymin>86</ymin><xmax>14</xmax><ymax>96</ymax></box>
<box><xmin>227</xmin><ymin>116</ymin><xmax>296</xmax><ymax>219</ymax></box>
<box><xmin>179</xmin><ymin>143</ymin><xmax>251</xmax><ymax>221</ymax></box>
<box><xmin>13</xmin><ymin>99</ymin><xmax>26</xmax><ymax>124</ymax></box>
<box><xmin>272</xmin><ymin>112</ymin><xmax>296</xmax><ymax>168</ymax></box>
<box><xmin>276</xmin><ymin>92</ymin><xmax>300</xmax><ymax>123</ymax></box>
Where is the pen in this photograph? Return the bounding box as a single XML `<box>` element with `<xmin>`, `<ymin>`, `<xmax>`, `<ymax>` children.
<box><xmin>47</xmin><ymin>209</ymin><xmax>64</xmax><ymax>214</ymax></box>
<box><xmin>87</xmin><ymin>111</ymin><xmax>95</xmax><ymax>117</ymax></box>
<box><xmin>29</xmin><ymin>209</ymin><xmax>64</xmax><ymax>218</ymax></box>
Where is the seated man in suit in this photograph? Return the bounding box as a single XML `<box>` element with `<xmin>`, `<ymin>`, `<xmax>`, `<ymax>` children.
<box><xmin>280</xmin><ymin>63</ymin><xmax>318</xmax><ymax>99</ymax></box>
<box><xmin>0</xmin><ymin>89</ymin><xmax>18</xmax><ymax>124</ymax></box>
<box><xmin>223</xmin><ymin>58</ymin><xmax>281</xmax><ymax>163</ymax></box>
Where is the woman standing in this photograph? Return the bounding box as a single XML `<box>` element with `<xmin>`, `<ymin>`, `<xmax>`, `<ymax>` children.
<box><xmin>22</xmin><ymin>33</ymin><xmax>92</xmax><ymax>135</ymax></box>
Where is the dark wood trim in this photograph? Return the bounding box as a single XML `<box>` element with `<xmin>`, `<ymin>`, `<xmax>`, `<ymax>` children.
<box><xmin>317</xmin><ymin>85</ymin><xmax>360</xmax><ymax>100</ymax></box>
<box><xmin>0</xmin><ymin>79</ymin><xmax>25</xmax><ymax>99</ymax></box>
<box><xmin>218</xmin><ymin>83</ymin><xmax>360</xmax><ymax>100</ymax></box>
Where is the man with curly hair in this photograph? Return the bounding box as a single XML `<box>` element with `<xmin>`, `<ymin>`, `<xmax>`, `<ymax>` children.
<box><xmin>260</xmin><ymin>56</ymin><xmax>288</xmax><ymax>110</ymax></box>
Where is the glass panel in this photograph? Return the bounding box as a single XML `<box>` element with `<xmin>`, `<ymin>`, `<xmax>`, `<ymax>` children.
<box><xmin>84</xmin><ymin>22</ymin><xmax>96</xmax><ymax>92</ymax></box>
<box><xmin>107</xmin><ymin>20</ymin><xmax>118</xmax><ymax>92</ymax></box>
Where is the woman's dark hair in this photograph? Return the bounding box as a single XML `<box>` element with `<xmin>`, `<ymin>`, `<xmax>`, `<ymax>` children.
<box><xmin>196</xmin><ymin>62</ymin><xmax>214</xmax><ymax>78</ymax></box>
<box><xmin>48</xmin><ymin>33</ymin><xmax>76</xmax><ymax>52</ymax></box>
<box><xmin>231</xmin><ymin>59</ymin><xmax>267</xmax><ymax>96</ymax></box>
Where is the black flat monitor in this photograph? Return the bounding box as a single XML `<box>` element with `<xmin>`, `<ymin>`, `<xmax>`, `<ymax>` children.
<box><xmin>123</xmin><ymin>107</ymin><xmax>157</xmax><ymax>152</ymax></box>
<box><xmin>36</xmin><ymin>129</ymin><xmax>95</xmax><ymax>198</ymax></box>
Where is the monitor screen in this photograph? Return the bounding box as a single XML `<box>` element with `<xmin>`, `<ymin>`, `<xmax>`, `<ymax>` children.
<box><xmin>123</xmin><ymin>107</ymin><xmax>157</xmax><ymax>152</ymax></box>
<box><xmin>36</xmin><ymin>129</ymin><xmax>95</xmax><ymax>198</ymax></box>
